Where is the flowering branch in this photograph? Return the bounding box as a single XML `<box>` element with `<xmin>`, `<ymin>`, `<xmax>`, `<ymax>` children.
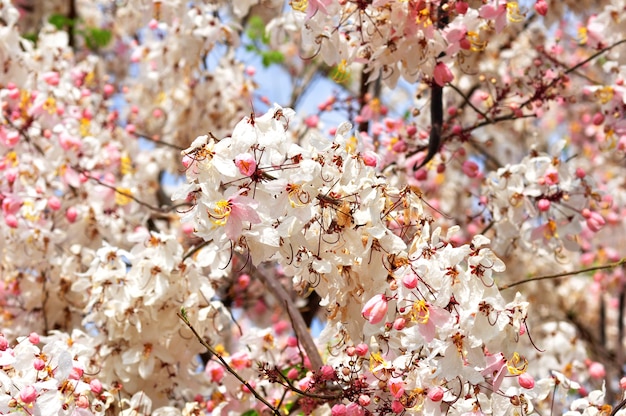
<box><xmin>178</xmin><ymin>308</ymin><xmax>282</xmax><ymax>416</ymax></box>
<box><xmin>499</xmin><ymin>258</ymin><xmax>626</xmax><ymax>290</ymax></box>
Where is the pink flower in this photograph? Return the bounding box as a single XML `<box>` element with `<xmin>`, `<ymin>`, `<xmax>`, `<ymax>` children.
<box><xmin>331</xmin><ymin>404</ymin><xmax>347</xmax><ymax>416</ymax></box>
<box><xmin>433</xmin><ymin>62</ymin><xmax>454</xmax><ymax>87</ymax></box>
<box><xmin>362</xmin><ymin>294</ymin><xmax>388</xmax><ymax>324</ymax></box>
<box><xmin>210</xmin><ymin>191</ymin><xmax>261</xmax><ymax>240</ymax></box>
<box><xmin>305</xmin><ymin>0</ymin><xmax>332</xmax><ymax>19</ymax></box>
<box><xmin>582</xmin><ymin>209</ymin><xmax>605</xmax><ymax>232</ymax></box>
<box><xmin>234</xmin><ymin>153</ymin><xmax>257</xmax><ymax>177</ymax></box>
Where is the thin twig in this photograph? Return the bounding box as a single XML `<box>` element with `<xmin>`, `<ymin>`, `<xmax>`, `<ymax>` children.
<box><xmin>499</xmin><ymin>258</ymin><xmax>626</xmax><ymax>290</ymax></box>
<box><xmin>447</xmin><ymin>83</ymin><xmax>492</xmax><ymax>123</ymax></box>
<box><xmin>178</xmin><ymin>308</ymin><xmax>281</xmax><ymax>416</ymax></box>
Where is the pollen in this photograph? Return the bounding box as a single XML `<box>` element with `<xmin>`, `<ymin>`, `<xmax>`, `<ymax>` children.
<box><xmin>506</xmin><ymin>2</ymin><xmax>525</xmax><ymax>23</ymax></box>
<box><xmin>210</xmin><ymin>200</ymin><xmax>232</xmax><ymax>225</ymax></box>
<box><xmin>290</xmin><ymin>0</ymin><xmax>308</xmax><ymax>12</ymax></box>
<box><xmin>506</xmin><ymin>352</ymin><xmax>528</xmax><ymax>375</ymax></box>
<box><xmin>411</xmin><ymin>300</ymin><xmax>430</xmax><ymax>324</ymax></box>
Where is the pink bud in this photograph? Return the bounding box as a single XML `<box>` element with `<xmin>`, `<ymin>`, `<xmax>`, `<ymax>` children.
<box><xmin>534</xmin><ymin>0</ymin><xmax>548</xmax><ymax>16</ymax></box>
<box><xmin>28</xmin><ymin>332</ymin><xmax>40</xmax><ymax>344</ymax></box>
<box><xmin>103</xmin><ymin>84</ymin><xmax>115</xmax><ymax>96</ymax></box>
<box><xmin>361</xmin><ymin>151</ymin><xmax>378</xmax><ymax>167</ymax></box>
<box><xmin>19</xmin><ymin>385</ymin><xmax>37</xmax><ymax>404</ymax></box>
<box><xmin>588</xmin><ymin>362</ymin><xmax>606</xmax><ymax>379</ymax></box>
<box><xmin>402</xmin><ymin>273</ymin><xmax>418</xmax><ymax>289</ymax></box>
<box><xmin>537</xmin><ymin>199</ymin><xmax>550</xmax><ymax>212</ymax></box>
<box><xmin>433</xmin><ymin>62</ymin><xmax>454</xmax><ymax>87</ymax></box>
<box><xmin>0</xmin><ymin>336</ymin><xmax>7</xmax><ymax>351</ymax></box>
<box><xmin>393</xmin><ymin>317</ymin><xmax>406</xmax><ymax>330</ymax></box>
<box><xmin>620</xmin><ymin>377</ymin><xmax>626</xmax><ymax>390</ymax></box>
<box><xmin>331</xmin><ymin>404</ymin><xmax>347</xmax><ymax>416</ymax></box>
<box><xmin>462</xmin><ymin>160</ymin><xmax>480</xmax><ymax>178</ymax></box>
<box><xmin>287</xmin><ymin>336</ymin><xmax>298</xmax><ymax>348</ymax></box>
<box><xmin>456</xmin><ymin>1</ymin><xmax>469</xmax><ymax>14</ymax></box>
<box><xmin>69</xmin><ymin>367</ymin><xmax>84</xmax><ymax>380</ymax></box>
<box><xmin>287</xmin><ymin>367</ymin><xmax>299</xmax><ymax>380</ymax></box>
<box><xmin>66</xmin><ymin>207</ymin><xmax>78</xmax><ymax>223</ymax></box>
<box><xmin>48</xmin><ymin>196</ymin><xmax>61</xmax><ymax>211</ymax></box>
<box><xmin>237</xmin><ymin>274</ymin><xmax>251</xmax><ymax>290</ymax></box>
<box><xmin>592</xmin><ymin>112</ymin><xmax>605</xmax><ymax>125</ymax></box>
<box><xmin>305</xmin><ymin>115</ymin><xmax>319</xmax><ymax>128</ymax></box>
<box><xmin>234</xmin><ymin>153</ymin><xmax>257</xmax><ymax>177</ymax></box>
<box><xmin>5</xmin><ymin>214</ymin><xmax>18</xmax><ymax>228</ymax></box>
<box><xmin>358</xmin><ymin>394</ymin><xmax>371</xmax><ymax>407</ymax></box>
<box><xmin>427</xmin><ymin>386</ymin><xmax>444</xmax><ymax>402</ymax></box>
<box><xmin>148</xmin><ymin>18</ymin><xmax>159</xmax><ymax>29</ymax></box>
<box><xmin>42</xmin><ymin>71</ymin><xmax>60</xmax><ymax>86</ymax></box>
<box><xmin>585</xmin><ymin>210</ymin><xmax>605</xmax><ymax>232</ymax></box>
<box><xmin>76</xmin><ymin>395</ymin><xmax>90</xmax><ymax>408</ymax></box>
<box><xmin>362</xmin><ymin>294</ymin><xmax>388</xmax><ymax>324</ymax></box>
<box><xmin>391</xmin><ymin>400</ymin><xmax>404</xmax><ymax>413</ymax></box>
<box><xmin>355</xmin><ymin>343</ymin><xmax>369</xmax><ymax>356</ymax></box>
<box><xmin>575</xmin><ymin>168</ymin><xmax>586</xmax><ymax>179</ymax></box>
<box><xmin>319</xmin><ymin>365</ymin><xmax>335</xmax><ymax>380</ymax></box>
<box><xmin>543</xmin><ymin>168</ymin><xmax>559</xmax><ymax>185</ymax></box>
<box><xmin>518</xmin><ymin>373</ymin><xmax>535</xmax><ymax>389</ymax></box>
<box><xmin>33</xmin><ymin>358</ymin><xmax>45</xmax><ymax>371</ymax></box>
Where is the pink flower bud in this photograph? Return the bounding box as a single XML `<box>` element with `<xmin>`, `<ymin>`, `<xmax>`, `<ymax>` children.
<box><xmin>103</xmin><ymin>84</ymin><xmax>115</xmax><ymax>96</ymax></box>
<box><xmin>575</xmin><ymin>167</ymin><xmax>586</xmax><ymax>178</ymax></box>
<box><xmin>427</xmin><ymin>386</ymin><xmax>444</xmax><ymax>402</ymax></box>
<box><xmin>287</xmin><ymin>367</ymin><xmax>299</xmax><ymax>380</ymax></box>
<box><xmin>286</xmin><ymin>336</ymin><xmax>298</xmax><ymax>348</ymax></box>
<box><xmin>42</xmin><ymin>72</ymin><xmax>60</xmax><ymax>86</ymax></box>
<box><xmin>234</xmin><ymin>153</ymin><xmax>257</xmax><ymax>177</ymax></box>
<box><xmin>534</xmin><ymin>0</ymin><xmax>548</xmax><ymax>16</ymax></box>
<box><xmin>362</xmin><ymin>294</ymin><xmax>388</xmax><ymax>324</ymax></box>
<box><xmin>391</xmin><ymin>400</ymin><xmax>404</xmax><ymax>413</ymax></box>
<box><xmin>402</xmin><ymin>273</ymin><xmax>418</xmax><ymax>289</ymax></box>
<box><xmin>331</xmin><ymin>404</ymin><xmax>347</xmax><ymax>416</ymax></box>
<box><xmin>620</xmin><ymin>377</ymin><xmax>626</xmax><ymax>390</ymax></box>
<box><xmin>592</xmin><ymin>112</ymin><xmax>605</xmax><ymax>125</ymax></box>
<box><xmin>543</xmin><ymin>168</ymin><xmax>559</xmax><ymax>185</ymax></box>
<box><xmin>69</xmin><ymin>367</ymin><xmax>84</xmax><ymax>380</ymax></box>
<box><xmin>305</xmin><ymin>115</ymin><xmax>319</xmax><ymax>128</ymax></box>
<box><xmin>537</xmin><ymin>199</ymin><xmax>550</xmax><ymax>212</ymax></box>
<box><xmin>33</xmin><ymin>358</ymin><xmax>45</xmax><ymax>371</ymax></box>
<box><xmin>48</xmin><ymin>196</ymin><xmax>61</xmax><ymax>211</ymax></box>
<box><xmin>28</xmin><ymin>332</ymin><xmax>40</xmax><ymax>344</ymax></box>
<box><xmin>588</xmin><ymin>362</ymin><xmax>606</xmax><ymax>379</ymax></box>
<box><xmin>0</xmin><ymin>336</ymin><xmax>8</xmax><ymax>351</ymax></box>
<box><xmin>393</xmin><ymin>317</ymin><xmax>406</xmax><ymax>330</ymax></box>
<box><xmin>433</xmin><ymin>62</ymin><xmax>454</xmax><ymax>87</ymax></box>
<box><xmin>518</xmin><ymin>373</ymin><xmax>535</xmax><ymax>389</ymax></box>
<box><xmin>462</xmin><ymin>160</ymin><xmax>480</xmax><ymax>178</ymax></box>
<box><xmin>456</xmin><ymin>1</ymin><xmax>469</xmax><ymax>14</ymax></box>
<box><xmin>66</xmin><ymin>207</ymin><xmax>78</xmax><ymax>223</ymax></box>
<box><xmin>358</xmin><ymin>394</ymin><xmax>371</xmax><ymax>407</ymax></box>
<box><xmin>361</xmin><ymin>151</ymin><xmax>378</xmax><ymax>167</ymax></box>
<box><xmin>320</xmin><ymin>365</ymin><xmax>335</xmax><ymax>380</ymax></box>
<box><xmin>237</xmin><ymin>274</ymin><xmax>250</xmax><ymax>290</ymax></box>
<box><xmin>5</xmin><ymin>214</ymin><xmax>18</xmax><ymax>228</ymax></box>
<box><xmin>355</xmin><ymin>343</ymin><xmax>368</xmax><ymax>356</ymax></box>
<box><xmin>20</xmin><ymin>385</ymin><xmax>37</xmax><ymax>404</ymax></box>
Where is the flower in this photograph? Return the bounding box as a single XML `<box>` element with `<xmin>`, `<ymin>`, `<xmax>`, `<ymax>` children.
<box><xmin>362</xmin><ymin>294</ymin><xmax>388</xmax><ymax>325</ymax></box>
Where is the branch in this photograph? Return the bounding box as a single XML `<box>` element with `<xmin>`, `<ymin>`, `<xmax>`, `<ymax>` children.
<box><xmin>178</xmin><ymin>308</ymin><xmax>281</xmax><ymax>416</ymax></box>
<box><xmin>239</xmin><ymin>254</ymin><xmax>324</xmax><ymax>371</ymax></box>
<box><xmin>498</xmin><ymin>258</ymin><xmax>626</xmax><ymax>290</ymax></box>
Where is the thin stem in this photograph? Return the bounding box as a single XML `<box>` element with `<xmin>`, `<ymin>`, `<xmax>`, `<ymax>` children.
<box><xmin>178</xmin><ymin>309</ymin><xmax>281</xmax><ymax>416</ymax></box>
<box><xmin>499</xmin><ymin>258</ymin><xmax>626</xmax><ymax>290</ymax></box>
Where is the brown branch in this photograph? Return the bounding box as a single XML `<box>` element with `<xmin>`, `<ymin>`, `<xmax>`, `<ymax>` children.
<box><xmin>498</xmin><ymin>258</ymin><xmax>626</xmax><ymax>290</ymax></box>
<box><xmin>241</xmin><ymin>255</ymin><xmax>324</xmax><ymax>371</ymax></box>
<box><xmin>178</xmin><ymin>308</ymin><xmax>281</xmax><ymax>416</ymax></box>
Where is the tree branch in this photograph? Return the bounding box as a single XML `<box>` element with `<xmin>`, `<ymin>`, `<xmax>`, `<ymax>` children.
<box><xmin>498</xmin><ymin>258</ymin><xmax>626</xmax><ymax>290</ymax></box>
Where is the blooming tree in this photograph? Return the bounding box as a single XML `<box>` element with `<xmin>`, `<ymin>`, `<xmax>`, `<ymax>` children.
<box><xmin>0</xmin><ymin>0</ymin><xmax>625</xmax><ymax>415</ymax></box>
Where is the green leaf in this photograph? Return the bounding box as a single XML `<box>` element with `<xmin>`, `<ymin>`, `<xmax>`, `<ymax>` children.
<box><xmin>241</xmin><ymin>410</ymin><xmax>259</xmax><ymax>416</ymax></box>
<box><xmin>261</xmin><ymin>50</ymin><xmax>284</xmax><ymax>68</ymax></box>
<box><xmin>82</xmin><ymin>27</ymin><xmax>112</xmax><ymax>50</ymax></box>
<box><xmin>246</xmin><ymin>15</ymin><xmax>266</xmax><ymax>42</ymax></box>
<box><xmin>48</xmin><ymin>14</ymin><xmax>74</xmax><ymax>30</ymax></box>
